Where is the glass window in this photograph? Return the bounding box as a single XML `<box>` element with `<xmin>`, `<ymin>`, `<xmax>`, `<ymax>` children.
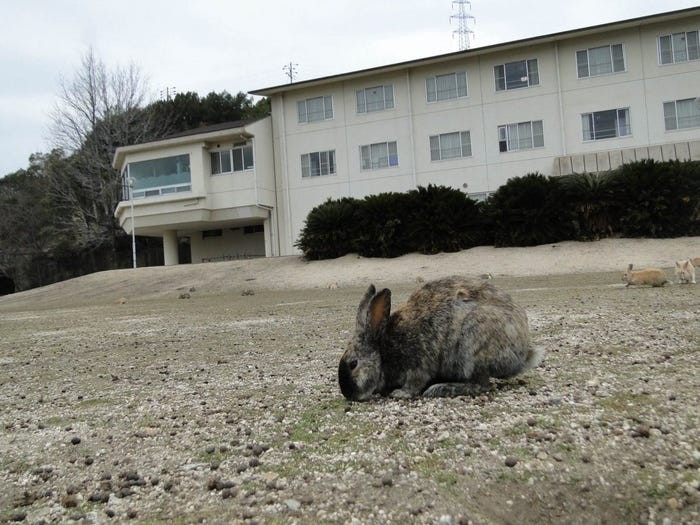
<box><xmin>659</xmin><ymin>31</ymin><xmax>700</xmax><ymax>64</ymax></box>
<box><xmin>581</xmin><ymin>108</ymin><xmax>631</xmax><ymax>140</ymax></box>
<box><xmin>360</xmin><ymin>141</ymin><xmax>398</xmax><ymax>170</ymax></box>
<box><xmin>211</xmin><ymin>143</ymin><xmax>254</xmax><ymax>175</ymax></box>
<box><xmin>357</xmin><ymin>85</ymin><xmax>394</xmax><ymax>113</ymax></box>
<box><xmin>301</xmin><ymin>150</ymin><xmax>336</xmax><ymax>177</ymax></box>
<box><xmin>127</xmin><ymin>154</ymin><xmax>191</xmax><ymax>198</ymax></box>
<box><xmin>498</xmin><ymin>121</ymin><xmax>544</xmax><ymax>152</ymax></box>
<box><xmin>426</xmin><ymin>72</ymin><xmax>467</xmax><ymax>102</ymax></box>
<box><xmin>494</xmin><ymin>59</ymin><xmax>539</xmax><ymax>91</ymax></box>
<box><xmin>576</xmin><ymin>44</ymin><xmax>625</xmax><ymax>78</ymax></box>
<box><xmin>298</xmin><ymin>96</ymin><xmax>333</xmax><ymax>123</ymax></box>
<box><xmin>430</xmin><ymin>131</ymin><xmax>472</xmax><ymax>161</ymax></box>
<box><xmin>664</xmin><ymin>98</ymin><xmax>700</xmax><ymax>130</ymax></box>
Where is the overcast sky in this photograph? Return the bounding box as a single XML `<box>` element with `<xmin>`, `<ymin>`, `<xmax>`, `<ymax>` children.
<box><xmin>1</xmin><ymin>0</ymin><xmax>697</xmax><ymax>176</ymax></box>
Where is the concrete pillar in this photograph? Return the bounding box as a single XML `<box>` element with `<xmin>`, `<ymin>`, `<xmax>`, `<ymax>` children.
<box><xmin>163</xmin><ymin>230</ymin><xmax>179</xmax><ymax>266</ymax></box>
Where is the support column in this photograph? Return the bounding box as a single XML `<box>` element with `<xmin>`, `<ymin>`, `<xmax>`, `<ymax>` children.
<box><xmin>163</xmin><ymin>230</ymin><xmax>179</xmax><ymax>266</ymax></box>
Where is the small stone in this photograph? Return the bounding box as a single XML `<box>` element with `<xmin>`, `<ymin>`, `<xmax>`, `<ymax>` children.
<box><xmin>285</xmin><ymin>499</ymin><xmax>301</xmax><ymax>511</ymax></box>
<box><xmin>61</xmin><ymin>495</ymin><xmax>78</xmax><ymax>508</ymax></box>
<box><xmin>205</xmin><ymin>445</ymin><xmax>216</xmax><ymax>454</ymax></box>
<box><xmin>505</xmin><ymin>457</ymin><xmax>518</xmax><ymax>467</ymax></box>
<box><xmin>84</xmin><ymin>456</ymin><xmax>94</xmax><ymax>466</ymax></box>
<box><xmin>70</xmin><ymin>436</ymin><xmax>81</xmax><ymax>445</ymax></box>
<box><xmin>105</xmin><ymin>509</ymin><xmax>115</xmax><ymax>518</ymax></box>
<box><xmin>127</xmin><ymin>508</ymin><xmax>138</xmax><ymax>519</ymax></box>
<box><xmin>381</xmin><ymin>475</ymin><xmax>393</xmax><ymax>487</ymax></box>
<box><xmin>526</xmin><ymin>417</ymin><xmax>537</xmax><ymax>427</ymax></box>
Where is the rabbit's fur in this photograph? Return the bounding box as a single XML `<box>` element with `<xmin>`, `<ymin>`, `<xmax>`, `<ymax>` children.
<box><xmin>621</xmin><ymin>264</ymin><xmax>669</xmax><ymax>287</ymax></box>
<box><xmin>675</xmin><ymin>259</ymin><xmax>696</xmax><ymax>284</ymax></box>
<box><xmin>338</xmin><ymin>276</ymin><xmax>544</xmax><ymax>401</ymax></box>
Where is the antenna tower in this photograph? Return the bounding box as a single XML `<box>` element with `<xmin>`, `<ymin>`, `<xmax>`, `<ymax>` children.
<box><xmin>451</xmin><ymin>0</ymin><xmax>475</xmax><ymax>50</ymax></box>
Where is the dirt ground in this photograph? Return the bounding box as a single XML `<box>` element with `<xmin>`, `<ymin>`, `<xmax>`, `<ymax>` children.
<box><xmin>0</xmin><ymin>240</ymin><xmax>699</xmax><ymax>524</ymax></box>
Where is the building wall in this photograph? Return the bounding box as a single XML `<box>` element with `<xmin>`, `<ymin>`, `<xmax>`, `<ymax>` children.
<box><xmin>190</xmin><ymin>228</ymin><xmax>265</xmax><ymax>263</ymax></box>
<box><xmin>268</xmin><ymin>12</ymin><xmax>700</xmax><ymax>255</ymax></box>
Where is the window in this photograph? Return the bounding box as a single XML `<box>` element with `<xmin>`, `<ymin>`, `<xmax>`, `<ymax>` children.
<box><xmin>243</xmin><ymin>225</ymin><xmax>264</xmax><ymax>235</ymax></box>
<box><xmin>210</xmin><ymin>143</ymin><xmax>254</xmax><ymax>175</ymax></box>
<box><xmin>360</xmin><ymin>141</ymin><xmax>398</xmax><ymax>170</ymax></box>
<box><xmin>301</xmin><ymin>150</ymin><xmax>336</xmax><ymax>177</ymax></box>
<box><xmin>430</xmin><ymin>131</ymin><xmax>472</xmax><ymax>161</ymax></box>
<box><xmin>125</xmin><ymin>154</ymin><xmax>191</xmax><ymax>199</ymax></box>
<box><xmin>494</xmin><ymin>59</ymin><xmax>539</xmax><ymax>91</ymax></box>
<box><xmin>498</xmin><ymin>121</ymin><xmax>544</xmax><ymax>152</ymax></box>
<box><xmin>576</xmin><ymin>44</ymin><xmax>625</xmax><ymax>77</ymax></box>
<box><xmin>202</xmin><ymin>229</ymin><xmax>222</xmax><ymax>239</ymax></box>
<box><xmin>357</xmin><ymin>85</ymin><xmax>394</xmax><ymax>113</ymax></box>
<box><xmin>581</xmin><ymin>108</ymin><xmax>630</xmax><ymax>141</ymax></box>
<box><xmin>659</xmin><ymin>31</ymin><xmax>700</xmax><ymax>64</ymax></box>
<box><xmin>426</xmin><ymin>72</ymin><xmax>467</xmax><ymax>102</ymax></box>
<box><xmin>297</xmin><ymin>96</ymin><xmax>333</xmax><ymax>123</ymax></box>
<box><xmin>664</xmin><ymin>98</ymin><xmax>700</xmax><ymax>130</ymax></box>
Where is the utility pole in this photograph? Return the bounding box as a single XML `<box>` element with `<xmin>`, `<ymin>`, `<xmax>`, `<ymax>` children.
<box><xmin>451</xmin><ymin>0</ymin><xmax>475</xmax><ymax>51</ymax></box>
<box><xmin>282</xmin><ymin>62</ymin><xmax>298</xmax><ymax>83</ymax></box>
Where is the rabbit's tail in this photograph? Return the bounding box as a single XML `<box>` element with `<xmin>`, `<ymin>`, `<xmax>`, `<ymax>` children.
<box><xmin>523</xmin><ymin>345</ymin><xmax>545</xmax><ymax>371</ymax></box>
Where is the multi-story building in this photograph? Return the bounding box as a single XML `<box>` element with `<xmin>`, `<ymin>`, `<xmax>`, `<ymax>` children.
<box><xmin>114</xmin><ymin>7</ymin><xmax>700</xmax><ymax>264</ymax></box>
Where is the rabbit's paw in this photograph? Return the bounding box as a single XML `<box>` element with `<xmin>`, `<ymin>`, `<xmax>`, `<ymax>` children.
<box><xmin>423</xmin><ymin>382</ymin><xmax>491</xmax><ymax>398</ymax></box>
<box><xmin>389</xmin><ymin>388</ymin><xmax>416</xmax><ymax>399</ymax></box>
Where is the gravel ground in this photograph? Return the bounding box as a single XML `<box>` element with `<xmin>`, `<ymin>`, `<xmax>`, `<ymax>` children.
<box><xmin>0</xmin><ymin>269</ymin><xmax>699</xmax><ymax>524</ymax></box>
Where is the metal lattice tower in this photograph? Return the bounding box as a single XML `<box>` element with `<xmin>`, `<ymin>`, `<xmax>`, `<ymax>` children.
<box><xmin>451</xmin><ymin>0</ymin><xmax>475</xmax><ymax>50</ymax></box>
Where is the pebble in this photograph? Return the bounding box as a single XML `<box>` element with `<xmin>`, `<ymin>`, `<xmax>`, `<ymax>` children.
<box><xmin>70</xmin><ymin>436</ymin><xmax>81</xmax><ymax>445</ymax></box>
<box><xmin>505</xmin><ymin>457</ymin><xmax>518</xmax><ymax>467</ymax></box>
<box><xmin>285</xmin><ymin>499</ymin><xmax>301</xmax><ymax>511</ymax></box>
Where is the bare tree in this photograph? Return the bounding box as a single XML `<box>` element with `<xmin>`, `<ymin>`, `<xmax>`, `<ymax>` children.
<box><xmin>47</xmin><ymin>49</ymin><xmax>171</xmax><ymax>253</ymax></box>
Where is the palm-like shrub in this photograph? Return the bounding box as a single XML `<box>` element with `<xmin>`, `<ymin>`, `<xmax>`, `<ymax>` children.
<box><xmin>295</xmin><ymin>197</ymin><xmax>361</xmax><ymax>259</ymax></box>
<box><xmin>404</xmin><ymin>184</ymin><xmax>486</xmax><ymax>254</ymax></box>
<box><xmin>608</xmin><ymin>159</ymin><xmax>700</xmax><ymax>237</ymax></box>
<box><xmin>559</xmin><ymin>171</ymin><xmax>615</xmax><ymax>240</ymax></box>
<box><xmin>486</xmin><ymin>173</ymin><xmax>577</xmax><ymax>247</ymax></box>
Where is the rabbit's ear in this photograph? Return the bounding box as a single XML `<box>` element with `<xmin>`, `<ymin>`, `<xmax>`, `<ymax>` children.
<box><xmin>367</xmin><ymin>289</ymin><xmax>391</xmax><ymax>339</ymax></box>
<box><xmin>356</xmin><ymin>284</ymin><xmax>376</xmax><ymax>329</ymax></box>
<box><xmin>628</xmin><ymin>263</ymin><xmax>633</xmax><ymax>271</ymax></box>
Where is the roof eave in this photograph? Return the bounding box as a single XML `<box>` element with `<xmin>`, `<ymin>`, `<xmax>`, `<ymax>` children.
<box><xmin>250</xmin><ymin>6</ymin><xmax>700</xmax><ymax>97</ymax></box>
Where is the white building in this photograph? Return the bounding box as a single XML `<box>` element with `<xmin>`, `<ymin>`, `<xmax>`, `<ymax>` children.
<box><xmin>114</xmin><ymin>7</ymin><xmax>700</xmax><ymax>264</ymax></box>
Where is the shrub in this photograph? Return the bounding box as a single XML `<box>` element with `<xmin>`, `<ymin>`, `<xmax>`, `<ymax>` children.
<box><xmin>295</xmin><ymin>197</ymin><xmax>361</xmax><ymax>259</ymax></box>
<box><xmin>608</xmin><ymin>159</ymin><xmax>700</xmax><ymax>237</ymax></box>
<box><xmin>486</xmin><ymin>173</ymin><xmax>577</xmax><ymax>247</ymax></box>
<box><xmin>559</xmin><ymin>171</ymin><xmax>616</xmax><ymax>240</ymax></box>
<box><xmin>404</xmin><ymin>184</ymin><xmax>486</xmax><ymax>254</ymax></box>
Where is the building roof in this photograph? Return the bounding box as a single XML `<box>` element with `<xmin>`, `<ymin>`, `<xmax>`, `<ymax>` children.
<box><xmin>250</xmin><ymin>6</ymin><xmax>700</xmax><ymax>97</ymax></box>
<box><xmin>112</xmin><ymin>117</ymin><xmax>269</xmax><ymax>169</ymax></box>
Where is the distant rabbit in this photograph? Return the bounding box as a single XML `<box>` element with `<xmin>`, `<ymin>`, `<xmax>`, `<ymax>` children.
<box><xmin>621</xmin><ymin>264</ymin><xmax>669</xmax><ymax>287</ymax></box>
<box><xmin>675</xmin><ymin>259</ymin><xmax>696</xmax><ymax>284</ymax></box>
<box><xmin>338</xmin><ymin>276</ymin><xmax>544</xmax><ymax>401</ymax></box>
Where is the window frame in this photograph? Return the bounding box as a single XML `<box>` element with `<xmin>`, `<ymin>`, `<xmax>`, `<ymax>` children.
<box><xmin>301</xmin><ymin>150</ymin><xmax>337</xmax><ymax>178</ymax></box>
<box><xmin>356</xmin><ymin>84</ymin><xmax>395</xmax><ymax>114</ymax></box>
<box><xmin>429</xmin><ymin>131</ymin><xmax>472</xmax><ymax>161</ymax></box>
<box><xmin>426</xmin><ymin>71</ymin><xmax>468</xmax><ymax>103</ymax></box>
<box><xmin>576</xmin><ymin>44</ymin><xmax>626</xmax><ymax>78</ymax></box>
<box><xmin>297</xmin><ymin>95</ymin><xmax>334</xmax><ymax>123</ymax></box>
<box><xmin>581</xmin><ymin>108</ymin><xmax>631</xmax><ymax>141</ymax></box>
<box><xmin>497</xmin><ymin>120</ymin><xmax>544</xmax><ymax>152</ymax></box>
<box><xmin>658</xmin><ymin>30</ymin><xmax>700</xmax><ymax>64</ymax></box>
<box><xmin>210</xmin><ymin>142</ymin><xmax>254</xmax><ymax>176</ymax></box>
<box><xmin>494</xmin><ymin>59</ymin><xmax>540</xmax><ymax>91</ymax></box>
<box><xmin>663</xmin><ymin>98</ymin><xmax>700</xmax><ymax>131</ymax></box>
<box><xmin>359</xmin><ymin>141</ymin><xmax>399</xmax><ymax>170</ymax></box>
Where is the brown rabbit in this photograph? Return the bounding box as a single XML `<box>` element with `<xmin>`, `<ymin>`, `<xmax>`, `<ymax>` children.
<box><xmin>338</xmin><ymin>276</ymin><xmax>544</xmax><ymax>401</ymax></box>
<box><xmin>621</xmin><ymin>264</ymin><xmax>669</xmax><ymax>287</ymax></box>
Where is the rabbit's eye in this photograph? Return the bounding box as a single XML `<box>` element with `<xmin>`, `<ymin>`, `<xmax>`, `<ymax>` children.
<box><xmin>349</xmin><ymin>359</ymin><xmax>358</xmax><ymax>370</ymax></box>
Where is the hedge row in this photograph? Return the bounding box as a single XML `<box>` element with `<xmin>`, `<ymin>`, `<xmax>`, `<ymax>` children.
<box><xmin>295</xmin><ymin>159</ymin><xmax>700</xmax><ymax>259</ymax></box>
